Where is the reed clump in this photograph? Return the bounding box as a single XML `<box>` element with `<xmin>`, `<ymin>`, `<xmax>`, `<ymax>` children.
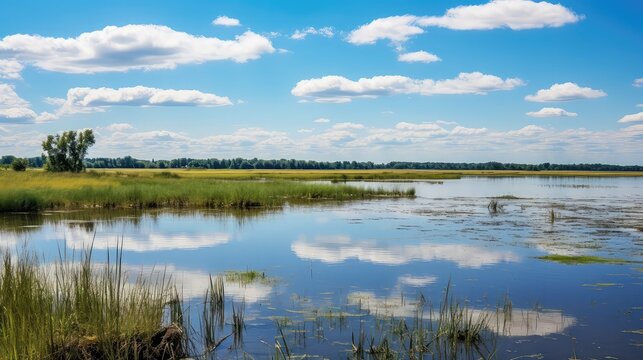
<box><xmin>0</xmin><ymin>244</ymin><xmax>185</xmax><ymax>360</ymax></box>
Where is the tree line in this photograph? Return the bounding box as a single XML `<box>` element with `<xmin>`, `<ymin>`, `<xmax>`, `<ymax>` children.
<box><xmin>3</xmin><ymin>155</ymin><xmax>641</xmax><ymax>172</ymax></box>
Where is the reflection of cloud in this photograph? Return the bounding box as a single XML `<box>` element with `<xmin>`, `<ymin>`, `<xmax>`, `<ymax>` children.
<box><xmin>398</xmin><ymin>275</ymin><xmax>437</xmax><ymax>287</ymax></box>
<box><xmin>162</xmin><ymin>266</ymin><xmax>273</xmax><ymax>302</ymax></box>
<box><xmin>347</xmin><ymin>292</ymin><xmax>575</xmax><ymax>337</ymax></box>
<box><xmin>292</xmin><ymin>235</ymin><xmax>519</xmax><ymax>268</ymax></box>
<box><xmin>63</xmin><ymin>228</ymin><xmax>230</xmax><ymax>252</ymax></box>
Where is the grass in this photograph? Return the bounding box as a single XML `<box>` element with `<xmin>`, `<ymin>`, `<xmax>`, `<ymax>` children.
<box><xmin>535</xmin><ymin>254</ymin><xmax>638</xmax><ymax>265</ymax></box>
<box><xmin>0</xmin><ymin>171</ymin><xmax>415</xmax><ymax>212</ymax></box>
<box><xmin>0</xmin><ymin>243</ymin><xmax>184</xmax><ymax>360</ymax></box>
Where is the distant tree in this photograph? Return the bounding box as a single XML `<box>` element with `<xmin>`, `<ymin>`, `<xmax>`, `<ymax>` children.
<box><xmin>11</xmin><ymin>158</ymin><xmax>28</xmax><ymax>171</ymax></box>
<box><xmin>42</xmin><ymin>129</ymin><xmax>95</xmax><ymax>172</ymax></box>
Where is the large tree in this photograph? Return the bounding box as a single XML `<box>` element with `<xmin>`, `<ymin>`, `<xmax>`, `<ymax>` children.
<box><xmin>42</xmin><ymin>129</ymin><xmax>95</xmax><ymax>172</ymax></box>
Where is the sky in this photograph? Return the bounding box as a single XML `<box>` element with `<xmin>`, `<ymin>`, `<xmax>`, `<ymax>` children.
<box><xmin>0</xmin><ymin>0</ymin><xmax>641</xmax><ymax>164</ymax></box>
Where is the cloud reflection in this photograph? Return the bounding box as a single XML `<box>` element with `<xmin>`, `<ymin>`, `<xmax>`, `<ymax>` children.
<box><xmin>347</xmin><ymin>291</ymin><xmax>575</xmax><ymax>337</ymax></box>
<box><xmin>292</xmin><ymin>235</ymin><xmax>519</xmax><ymax>268</ymax></box>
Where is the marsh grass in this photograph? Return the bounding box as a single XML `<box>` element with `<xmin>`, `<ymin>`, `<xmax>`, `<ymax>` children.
<box><xmin>536</xmin><ymin>254</ymin><xmax>637</xmax><ymax>265</ymax></box>
<box><xmin>0</xmin><ymin>171</ymin><xmax>414</xmax><ymax>212</ymax></box>
<box><xmin>0</xmin><ymin>241</ymin><xmax>185</xmax><ymax>360</ymax></box>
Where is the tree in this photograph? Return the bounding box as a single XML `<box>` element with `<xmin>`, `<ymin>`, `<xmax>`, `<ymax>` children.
<box><xmin>11</xmin><ymin>158</ymin><xmax>28</xmax><ymax>171</ymax></box>
<box><xmin>42</xmin><ymin>129</ymin><xmax>95</xmax><ymax>172</ymax></box>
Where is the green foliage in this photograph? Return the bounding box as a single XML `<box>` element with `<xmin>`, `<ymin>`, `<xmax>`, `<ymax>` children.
<box><xmin>10</xmin><ymin>158</ymin><xmax>28</xmax><ymax>172</ymax></box>
<box><xmin>536</xmin><ymin>254</ymin><xmax>636</xmax><ymax>265</ymax></box>
<box><xmin>42</xmin><ymin>129</ymin><xmax>95</xmax><ymax>172</ymax></box>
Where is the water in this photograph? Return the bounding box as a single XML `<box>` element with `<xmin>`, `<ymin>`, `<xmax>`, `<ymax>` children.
<box><xmin>1</xmin><ymin>177</ymin><xmax>642</xmax><ymax>358</ymax></box>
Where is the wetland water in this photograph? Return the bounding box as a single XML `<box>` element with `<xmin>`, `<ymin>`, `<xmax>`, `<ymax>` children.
<box><xmin>1</xmin><ymin>177</ymin><xmax>642</xmax><ymax>359</ymax></box>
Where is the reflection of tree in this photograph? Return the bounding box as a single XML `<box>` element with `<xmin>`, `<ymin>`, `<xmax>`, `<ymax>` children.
<box><xmin>0</xmin><ymin>208</ymin><xmax>280</xmax><ymax>236</ymax></box>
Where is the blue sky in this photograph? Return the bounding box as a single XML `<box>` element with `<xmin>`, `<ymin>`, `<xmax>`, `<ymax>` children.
<box><xmin>0</xmin><ymin>0</ymin><xmax>641</xmax><ymax>163</ymax></box>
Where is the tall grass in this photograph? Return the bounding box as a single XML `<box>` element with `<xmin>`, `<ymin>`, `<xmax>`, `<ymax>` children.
<box><xmin>0</xmin><ymin>171</ymin><xmax>415</xmax><ymax>212</ymax></box>
<box><xmin>0</xmin><ymin>242</ymin><xmax>184</xmax><ymax>360</ymax></box>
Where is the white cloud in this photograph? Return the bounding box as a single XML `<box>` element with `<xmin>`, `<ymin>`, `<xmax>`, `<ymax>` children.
<box><xmin>507</xmin><ymin>124</ymin><xmax>546</xmax><ymax>136</ymax></box>
<box><xmin>313</xmin><ymin>117</ymin><xmax>330</xmax><ymax>123</ymax></box>
<box><xmin>292</xmin><ymin>72</ymin><xmax>523</xmax><ymax>103</ymax></box>
<box><xmin>417</xmin><ymin>0</ymin><xmax>581</xmax><ymax>30</ymax></box>
<box><xmin>64</xmin><ymin>86</ymin><xmax>232</xmax><ymax>107</ymax></box>
<box><xmin>212</xmin><ymin>16</ymin><xmax>241</xmax><ymax>27</ymax></box>
<box><xmin>104</xmin><ymin>123</ymin><xmax>134</xmax><ymax>132</ymax></box>
<box><xmin>0</xmin><ymin>25</ymin><xmax>274</xmax><ymax>74</ymax></box>
<box><xmin>618</xmin><ymin>112</ymin><xmax>643</xmax><ymax>124</ymax></box>
<box><xmin>347</xmin><ymin>15</ymin><xmax>424</xmax><ymax>45</ymax></box>
<box><xmin>291</xmin><ymin>27</ymin><xmax>334</xmax><ymax>40</ymax></box>
<box><xmin>47</xmin><ymin>86</ymin><xmax>232</xmax><ymax>120</ymax></box>
<box><xmin>347</xmin><ymin>1</ymin><xmax>580</xmax><ymax>45</ymax></box>
<box><xmin>0</xmin><ymin>59</ymin><xmax>23</xmax><ymax>80</ymax></box>
<box><xmin>0</xmin><ymin>83</ymin><xmax>50</xmax><ymax>124</ymax></box>
<box><xmin>526</xmin><ymin>107</ymin><xmax>578</xmax><ymax>118</ymax></box>
<box><xmin>332</xmin><ymin>122</ymin><xmax>364</xmax><ymax>130</ymax></box>
<box><xmin>525</xmin><ymin>82</ymin><xmax>606</xmax><ymax>102</ymax></box>
<box><xmin>450</xmin><ymin>125</ymin><xmax>488</xmax><ymax>135</ymax></box>
<box><xmin>634</xmin><ymin>78</ymin><xmax>643</xmax><ymax>87</ymax></box>
<box><xmin>297</xmin><ymin>128</ymin><xmax>314</xmax><ymax>133</ymax></box>
<box><xmin>398</xmin><ymin>51</ymin><xmax>441</xmax><ymax>63</ymax></box>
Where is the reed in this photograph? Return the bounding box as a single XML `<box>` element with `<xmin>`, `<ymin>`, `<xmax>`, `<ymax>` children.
<box><xmin>0</xmin><ymin>242</ymin><xmax>184</xmax><ymax>360</ymax></box>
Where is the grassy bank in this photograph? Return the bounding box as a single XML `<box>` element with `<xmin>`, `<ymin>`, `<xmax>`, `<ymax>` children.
<box><xmin>0</xmin><ymin>171</ymin><xmax>414</xmax><ymax>212</ymax></box>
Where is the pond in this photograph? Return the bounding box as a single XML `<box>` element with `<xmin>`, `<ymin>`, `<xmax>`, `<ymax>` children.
<box><xmin>1</xmin><ymin>176</ymin><xmax>642</xmax><ymax>359</ymax></box>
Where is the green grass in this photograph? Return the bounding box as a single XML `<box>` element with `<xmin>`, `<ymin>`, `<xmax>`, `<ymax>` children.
<box><xmin>0</xmin><ymin>245</ymin><xmax>184</xmax><ymax>360</ymax></box>
<box><xmin>0</xmin><ymin>171</ymin><xmax>415</xmax><ymax>212</ymax></box>
<box><xmin>535</xmin><ymin>254</ymin><xmax>637</xmax><ymax>265</ymax></box>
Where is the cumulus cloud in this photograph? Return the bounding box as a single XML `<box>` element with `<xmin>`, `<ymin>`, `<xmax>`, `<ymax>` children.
<box><xmin>332</xmin><ymin>122</ymin><xmax>364</xmax><ymax>130</ymax></box>
<box><xmin>0</xmin><ymin>59</ymin><xmax>23</xmax><ymax>80</ymax></box>
<box><xmin>525</xmin><ymin>82</ymin><xmax>606</xmax><ymax>102</ymax></box>
<box><xmin>634</xmin><ymin>78</ymin><xmax>643</xmax><ymax>87</ymax></box>
<box><xmin>347</xmin><ymin>1</ymin><xmax>581</xmax><ymax>45</ymax></box>
<box><xmin>212</xmin><ymin>16</ymin><xmax>240</xmax><ymax>27</ymax></box>
<box><xmin>526</xmin><ymin>107</ymin><xmax>578</xmax><ymax>117</ymax></box>
<box><xmin>398</xmin><ymin>51</ymin><xmax>441</xmax><ymax>63</ymax></box>
<box><xmin>291</xmin><ymin>27</ymin><xmax>334</xmax><ymax>40</ymax></box>
<box><xmin>417</xmin><ymin>0</ymin><xmax>581</xmax><ymax>30</ymax></box>
<box><xmin>0</xmin><ymin>25</ymin><xmax>274</xmax><ymax>74</ymax></box>
<box><xmin>46</xmin><ymin>86</ymin><xmax>232</xmax><ymax>120</ymax></box>
<box><xmin>0</xmin><ymin>83</ymin><xmax>51</xmax><ymax>124</ymax></box>
<box><xmin>313</xmin><ymin>117</ymin><xmax>330</xmax><ymax>123</ymax></box>
<box><xmin>104</xmin><ymin>123</ymin><xmax>134</xmax><ymax>132</ymax></box>
<box><xmin>507</xmin><ymin>124</ymin><xmax>546</xmax><ymax>136</ymax></box>
<box><xmin>292</xmin><ymin>72</ymin><xmax>523</xmax><ymax>103</ymax></box>
<box><xmin>618</xmin><ymin>112</ymin><xmax>643</xmax><ymax>124</ymax></box>
<box><xmin>347</xmin><ymin>15</ymin><xmax>425</xmax><ymax>45</ymax></box>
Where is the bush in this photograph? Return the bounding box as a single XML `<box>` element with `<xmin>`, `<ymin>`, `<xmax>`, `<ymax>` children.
<box><xmin>11</xmin><ymin>158</ymin><xmax>28</xmax><ymax>171</ymax></box>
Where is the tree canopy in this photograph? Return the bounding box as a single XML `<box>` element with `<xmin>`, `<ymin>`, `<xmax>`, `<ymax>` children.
<box><xmin>42</xmin><ymin>130</ymin><xmax>95</xmax><ymax>172</ymax></box>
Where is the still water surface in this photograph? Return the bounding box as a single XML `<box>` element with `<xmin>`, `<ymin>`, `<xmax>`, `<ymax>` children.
<box><xmin>1</xmin><ymin>177</ymin><xmax>642</xmax><ymax>358</ymax></box>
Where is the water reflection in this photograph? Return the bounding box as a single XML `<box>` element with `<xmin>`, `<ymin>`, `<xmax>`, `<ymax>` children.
<box><xmin>347</xmin><ymin>292</ymin><xmax>576</xmax><ymax>337</ymax></box>
<box><xmin>292</xmin><ymin>235</ymin><xmax>519</xmax><ymax>268</ymax></box>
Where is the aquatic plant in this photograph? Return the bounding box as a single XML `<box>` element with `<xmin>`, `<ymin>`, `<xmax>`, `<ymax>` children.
<box><xmin>487</xmin><ymin>199</ymin><xmax>504</xmax><ymax>214</ymax></box>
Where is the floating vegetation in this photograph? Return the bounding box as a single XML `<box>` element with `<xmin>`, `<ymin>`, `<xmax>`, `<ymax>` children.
<box><xmin>536</xmin><ymin>255</ymin><xmax>637</xmax><ymax>265</ymax></box>
<box><xmin>582</xmin><ymin>282</ymin><xmax>622</xmax><ymax>287</ymax></box>
<box><xmin>225</xmin><ymin>270</ymin><xmax>271</xmax><ymax>285</ymax></box>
